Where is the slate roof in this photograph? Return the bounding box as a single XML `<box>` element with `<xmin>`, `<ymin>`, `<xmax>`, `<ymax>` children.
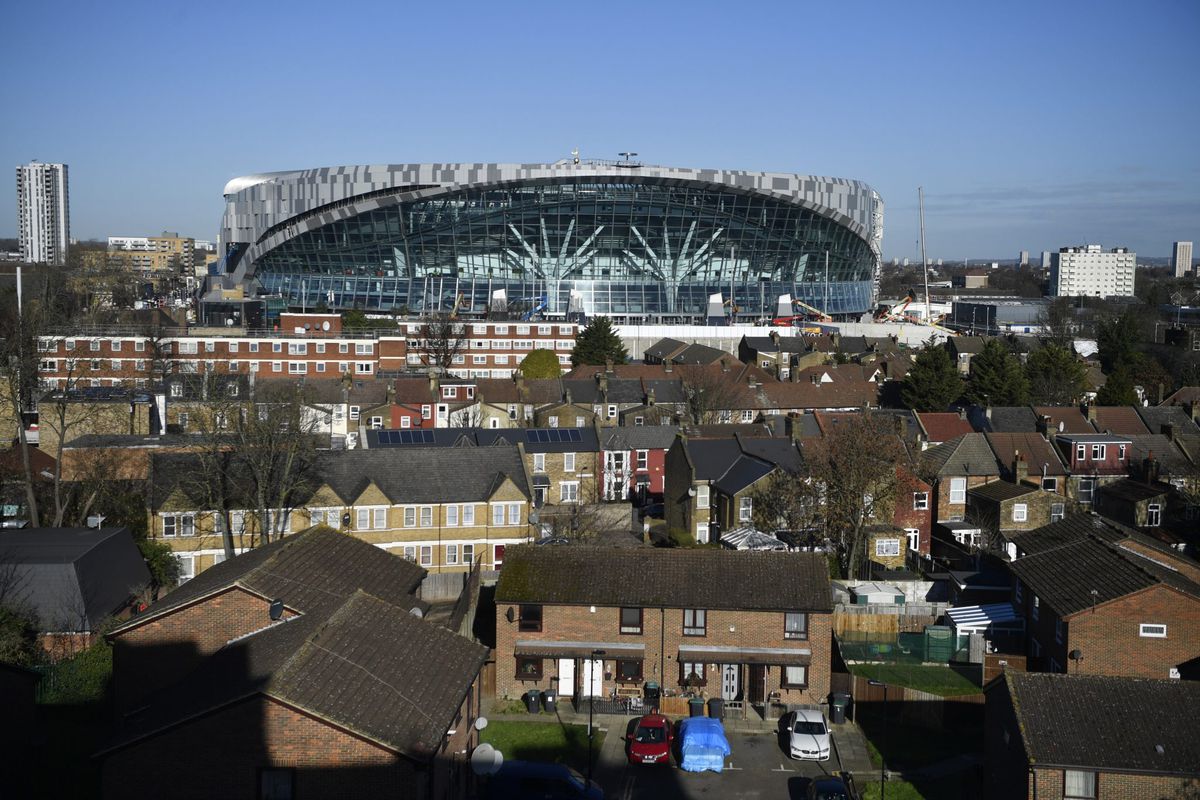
<box><xmin>0</xmin><ymin>528</ymin><xmax>151</xmax><ymax>632</ymax></box>
<box><xmin>476</xmin><ymin>427</ymin><xmax>599</xmax><ymax>453</ymax></box>
<box><xmin>1098</xmin><ymin>478</ymin><xmax>1171</xmax><ymax>503</ymax></box>
<box><xmin>740</xmin><ymin>335</ymin><xmax>810</xmax><ymax>354</ymax></box>
<box><xmin>916</xmin><ymin>412</ymin><xmax>974</xmax><ymax>443</ymax></box>
<box><xmin>1005</xmin><ymin>515</ymin><xmax>1124</xmax><ymax>556</ymax></box>
<box><xmin>981</xmin><ymin>406</ymin><xmax>1038</xmax><ymax>433</ymax></box>
<box><xmin>1002</xmin><ymin>672</ymin><xmax>1200</xmax><ymax>775</ymax></box>
<box><xmin>985</xmin><ymin>432</ymin><xmax>1069</xmax><ymax>478</ymax></box>
<box><xmin>599</xmin><ymin>426</ymin><xmax>679</xmax><ymax>451</ymax></box>
<box><xmin>1008</xmin><ymin>532</ymin><xmax>1200</xmax><ymax>616</ymax></box>
<box><xmin>1135</xmin><ymin>404</ymin><xmax>1200</xmax><ymax>436</ymax></box>
<box><xmin>1033</xmin><ymin>406</ymin><xmax>1094</xmax><ymax>434</ymax></box>
<box><xmin>967</xmin><ymin>480</ymin><xmax>1039</xmax><ymax>502</ymax></box>
<box><xmin>104</xmin><ymin>590</ymin><xmax>487</xmax><ymax>761</ymax></box>
<box><xmin>108</xmin><ymin>527</ymin><xmax>427</xmax><ymax>634</ymax></box>
<box><xmin>1128</xmin><ymin>435</ymin><xmax>1192</xmax><ymax>474</ymax></box>
<box><xmin>919</xmin><ymin>433</ymin><xmax>1002</xmax><ymax>477</ymax></box>
<box><xmin>496</xmin><ymin>545</ymin><xmax>833</xmax><ymax>612</ymax></box>
<box><xmin>947</xmin><ymin>336</ymin><xmax>988</xmax><ymax>354</ymax></box>
<box><xmin>1161</xmin><ymin>386</ymin><xmax>1200</xmax><ymax>406</ymax></box>
<box><xmin>1087</xmin><ymin>405</ymin><xmax>1149</xmax><ymax>436</ymax></box>
<box><xmin>644</xmin><ymin>338</ymin><xmax>688</xmax><ymax>361</ymax></box>
<box><xmin>670</xmin><ymin>343</ymin><xmax>729</xmax><ymax>365</ymax></box>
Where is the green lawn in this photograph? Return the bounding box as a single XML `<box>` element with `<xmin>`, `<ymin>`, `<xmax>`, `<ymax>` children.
<box><xmin>860</xmin><ymin>776</ymin><xmax>967</xmax><ymax>800</ymax></box>
<box><xmin>848</xmin><ymin>663</ymin><xmax>979</xmax><ymax>697</ymax></box>
<box><xmin>480</xmin><ymin>721</ymin><xmax>606</xmax><ymax>773</ymax></box>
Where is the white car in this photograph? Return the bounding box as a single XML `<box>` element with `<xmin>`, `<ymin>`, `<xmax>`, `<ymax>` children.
<box><xmin>784</xmin><ymin>708</ymin><xmax>831</xmax><ymax>761</ymax></box>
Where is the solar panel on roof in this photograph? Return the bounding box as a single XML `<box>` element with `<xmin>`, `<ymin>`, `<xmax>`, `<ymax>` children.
<box><xmin>421</xmin><ymin>430</ymin><xmax>434</xmax><ymax>443</ymax></box>
<box><xmin>568</xmin><ymin>429</ymin><xmax>582</xmax><ymax>442</ymax></box>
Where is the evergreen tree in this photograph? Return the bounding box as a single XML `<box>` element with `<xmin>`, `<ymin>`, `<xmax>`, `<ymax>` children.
<box><xmin>571</xmin><ymin>317</ymin><xmax>629</xmax><ymax>367</ymax></box>
<box><xmin>900</xmin><ymin>342</ymin><xmax>964</xmax><ymax>412</ymax></box>
<box><xmin>519</xmin><ymin>348</ymin><xmax>563</xmax><ymax>379</ymax></box>
<box><xmin>965</xmin><ymin>339</ymin><xmax>1030</xmax><ymax>406</ymax></box>
<box><xmin>1096</xmin><ymin>309</ymin><xmax>1144</xmax><ymax>373</ymax></box>
<box><xmin>1026</xmin><ymin>343</ymin><xmax>1088</xmax><ymax>405</ymax></box>
<box><xmin>1095</xmin><ymin>364</ymin><xmax>1139</xmax><ymax>406</ymax></box>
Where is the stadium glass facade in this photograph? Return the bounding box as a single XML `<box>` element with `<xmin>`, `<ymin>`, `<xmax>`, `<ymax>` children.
<box><xmin>220</xmin><ymin>163</ymin><xmax>883</xmax><ymax>320</ymax></box>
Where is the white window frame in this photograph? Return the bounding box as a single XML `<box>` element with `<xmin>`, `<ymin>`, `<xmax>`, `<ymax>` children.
<box><xmin>447</xmin><ymin>505</ymin><xmax>459</xmax><ymax>526</ymax></box>
<box><xmin>905</xmin><ymin>528</ymin><xmax>920</xmax><ymax>552</ymax></box>
<box><xmin>1139</xmin><ymin>623</ymin><xmax>1167</xmax><ymax>638</ymax></box>
<box><xmin>372</xmin><ymin>507</ymin><xmax>387</xmax><ymax>529</ymax></box>
<box><xmin>563</xmin><ymin>452</ymin><xmax>576</xmax><ymax>472</ymax></box>
<box><xmin>875</xmin><ymin>538</ymin><xmax>901</xmax><ymax>557</ymax></box>
<box><xmin>695</xmin><ymin>485</ymin><xmax>710</xmax><ymax>509</ymax></box>
<box><xmin>403</xmin><ymin>507</ymin><xmax>416</xmax><ymax>527</ymax></box>
<box><xmin>1012</xmin><ymin>503</ymin><xmax>1028</xmax><ymax>522</ymax></box>
<box><xmin>695</xmin><ymin>523</ymin><xmax>709</xmax><ymax>544</ymax></box>
<box><xmin>913</xmin><ymin>492</ymin><xmax>929</xmax><ymax>510</ymax></box>
<box><xmin>356</xmin><ymin>508</ymin><xmax>370</xmax><ymax>529</ymax></box>
<box><xmin>950</xmin><ymin>478</ymin><xmax>966</xmax><ymax>505</ymax></box>
<box><xmin>462</xmin><ymin>543</ymin><xmax>474</xmax><ymax>565</ymax></box>
<box><xmin>419</xmin><ymin>545</ymin><xmax>433</xmax><ymax>566</ymax></box>
<box><xmin>420</xmin><ymin>506</ymin><xmax>433</xmax><ymax>527</ymax></box>
<box><xmin>636</xmin><ymin>450</ymin><xmax>648</xmax><ymax>471</ymax></box>
<box><xmin>1146</xmin><ymin>503</ymin><xmax>1161</xmax><ymax>527</ymax></box>
<box><xmin>445</xmin><ymin>544</ymin><xmax>459</xmax><ymax>565</ymax></box>
<box><xmin>1091</xmin><ymin>444</ymin><xmax>1106</xmax><ymax>461</ymax></box>
<box><xmin>560</xmin><ymin>481</ymin><xmax>579</xmax><ymax>503</ymax></box>
<box><xmin>738</xmin><ymin>496</ymin><xmax>753</xmax><ymax>523</ymax></box>
<box><xmin>533</xmin><ymin>453</ymin><xmax>545</xmax><ymax>472</ymax></box>
<box><xmin>463</xmin><ymin>505</ymin><xmax>475</xmax><ymax>526</ymax></box>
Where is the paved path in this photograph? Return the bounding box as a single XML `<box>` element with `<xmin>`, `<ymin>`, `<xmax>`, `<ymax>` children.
<box><xmin>830</xmin><ymin>722</ymin><xmax>874</xmax><ymax>777</ymax></box>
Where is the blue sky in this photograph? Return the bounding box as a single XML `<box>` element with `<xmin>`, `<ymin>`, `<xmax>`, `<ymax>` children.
<box><xmin>2</xmin><ymin>0</ymin><xmax>1197</xmax><ymax>259</ymax></box>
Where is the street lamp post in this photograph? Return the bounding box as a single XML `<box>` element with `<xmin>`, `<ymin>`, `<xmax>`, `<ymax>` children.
<box><xmin>868</xmin><ymin>679</ymin><xmax>889</xmax><ymax>798</ymax></box>
<box><xmin>587</xmin><ymin>649</ymin><xmax>606</xmax><ymax>787</ymax></box>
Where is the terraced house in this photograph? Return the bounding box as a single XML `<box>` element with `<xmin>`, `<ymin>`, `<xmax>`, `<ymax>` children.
<box><xmin>147</xmin><ymin>447</ymin><xmax>533</xmax><ymax>580</ymax></box>
<box><xmin>494</xmin><ymin>546</ymin><xmax>833</xmax><ymax>718</ymax></box>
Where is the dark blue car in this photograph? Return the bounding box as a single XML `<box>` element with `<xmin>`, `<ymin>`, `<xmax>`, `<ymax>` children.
<box><xmin>485</xmin><ymin>760</ymin><xmax>604</xmax><ymax>800</ymax></box>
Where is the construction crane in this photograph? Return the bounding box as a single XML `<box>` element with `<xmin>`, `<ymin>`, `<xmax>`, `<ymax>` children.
<box><xmin>520</xmin><ymin>295</ymin><xmax>549</xmax><ymax>321</ymax></box>
<box><xmin>771</xmin><ymin>294</ymin><xmax>830</xmax><ymax>326</ymax></box>
<box><xmin>448</xmin><ymin>293</ymin><xmax>467</xmax><ymax>319</ymax></box>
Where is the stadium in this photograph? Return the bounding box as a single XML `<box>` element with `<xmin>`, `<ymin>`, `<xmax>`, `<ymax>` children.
<box><xmin>216</xmin><ymin>160</ymin><xmax>884</xmax><ymax>321</ymax></box>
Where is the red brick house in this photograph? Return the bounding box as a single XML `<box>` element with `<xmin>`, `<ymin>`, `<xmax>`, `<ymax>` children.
<box><xmin>598</xmin><ymin>426</ymin><xmax>677</xmax><ymax>501</ymax></box>
<box><xmin>101</xmin><ymin>528</ymin><xmax>488</xmax><ymax>800</ymax></box>
<box><xmin>1054</xmin><ymin>433</ymin><xmax>1134</xmax><ymax>507</ymax></box>
<box><xmin>1006</xmin><ymin>519</ymin><xmax>1200</xmax><ymax>678</ymax></box>
<box><xmin>985</xmin><ymin>672</ymin><xmax>1200</xmax><ymax>800</ymax></box>
<box><xmin>494</xmin><ymin>546</ymin><xmax>833</xmax><ymax>719</ymax></box>
<box><xmin>918</xmin><ymin>433</ymin><xmax>1003</xmax><ymax>523</ymax></box>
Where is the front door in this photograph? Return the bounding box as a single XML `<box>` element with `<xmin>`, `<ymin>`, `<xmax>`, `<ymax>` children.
<box><xmin>557</xmin><ymin>658</ymin><xmax>575</xmax><ymax>698</ymax></box>
<box><xmin>748</xmin><ymin>665</ymin><xmax>766</xmax><ymax>704</ymax></box>
<box><xmin>580</xmin><ymin>658</ymin><xmax>604</xmax><ymax>697</ymax></box>
<box><xmin>722</xmin><ymin>664</ymin><xmax>741</xmax><ymax>700</ymax></box>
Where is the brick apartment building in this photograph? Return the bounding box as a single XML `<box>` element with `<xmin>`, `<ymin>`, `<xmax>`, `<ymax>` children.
<box><xmin>36</xmin><ymin>316</ymin><xmax>576</xmax><ymax>388</ymax></box>
<box><xmin>494</xmin><ymin>546</ymin><xmax>833</xmax><ymax>714</ymax></box>
<box><xmin>101</xmin><ymin>528</ymin><xmax>488</xmax><ymax>800</ymax></box>
<box><xmin>1006</xmin><ymin>518</ymin><xmax>1200</xmax><ymax>678</ymax></box>
<box><xmin>985</xmin><ymin>672</ymin><xmax>1200</xmax><ymax>800</ymax></box>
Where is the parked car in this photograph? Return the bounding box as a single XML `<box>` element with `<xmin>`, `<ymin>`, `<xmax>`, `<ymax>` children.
<box><xmin>807</xmin><ymin>775</ymin><xmax>852</xmax><ymax>800</ymax></box>
<box><xmin>485</xmin><ymin>760</ymin><xmax>603</xmax><ymax>800</ymax></box>
<box><xmin>677</xmin><ymin>716</ymin><xmax>731</xmax><ymax>773</ymax></box>
<box><xmin>623</xmin><ymin>713</ymin><xmax>673</xmax><ymax>765</ymax></box>
<box><xmin>783</xmin><ymin>708</ymin><xmax>831</xmax><ymax>761</ymax></box>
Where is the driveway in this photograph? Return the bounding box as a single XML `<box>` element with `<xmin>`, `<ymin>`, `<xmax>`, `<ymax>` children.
<box><xmin>597</xmin><ymin>727</ymin><xmax>847</xmax><ymax>800</ymax></box>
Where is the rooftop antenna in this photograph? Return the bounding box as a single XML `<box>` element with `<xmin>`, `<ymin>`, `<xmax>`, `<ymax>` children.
<box><xmin>918</xmin><ymin>187</ymin><xmax>931</xmax><ymax>323</ymax></box>
<box><xmin>571</xmin><ymin>148</ymin><xmax>580</xmax><ymax>165</ymax></box>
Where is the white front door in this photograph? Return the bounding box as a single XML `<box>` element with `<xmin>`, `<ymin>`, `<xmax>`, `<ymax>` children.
<box><xmin>558</xmin><ymin>658</ymin><xmax>575</xmax><ymax>698</ymax></box>
<box><xmin>722</xmin><ymin>664</ymin><xmax>740</xmax><ymax>699</ymax></box>
<box><xmin>580</xmin><ymin>658</ymin><xmax>604</xmax><ymax>697</ymax></box>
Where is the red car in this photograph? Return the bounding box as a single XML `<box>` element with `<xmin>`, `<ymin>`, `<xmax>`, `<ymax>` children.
<box><xmin>624</xmin><ymin>713</ymin><xmax>674</xmax><ymax>765</ymax></box>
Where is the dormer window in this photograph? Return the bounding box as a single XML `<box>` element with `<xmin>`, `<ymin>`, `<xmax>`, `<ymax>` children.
<box><xmin>1075</xmin><ymin>444</ymin><xmax>1086</xmax><ymax>461</ymax></box>
<box><xmin>1091</xmin><ymin>444</ymin><xmax>1106</xmax><ymax>460</ymax></box>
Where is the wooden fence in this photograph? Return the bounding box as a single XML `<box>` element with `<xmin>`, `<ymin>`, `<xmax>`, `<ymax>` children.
<box><xmin>848</xmin><ymin>673</ymin><xmax>984</xmax><ymax>730</ymax></box>
<box><xmin>833</xmin><ymin>602</ymin><xmax>946</xmax><ymax>636</ymax></box>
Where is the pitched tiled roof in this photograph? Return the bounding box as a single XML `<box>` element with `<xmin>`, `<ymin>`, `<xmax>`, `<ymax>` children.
<box><xmin>318</xmin><ymin>447</ymin><xmax>530</xmax><ymax>503</ymax></box>
<box><xmin>1128</xmin><ymin>435</ymin><xmax>1192</xmax><ymax>474</ymax></box>
<box><xmin>740</xmin><ymin>335</ymin><xmax>811</xmax><ymax>354</ymax></box>
<box><xmin>600</xmin><ymin>426</ymin><xmax>679</xmax><ymax>451</ymax></box>
<box><xmin>919</xmin><ymin>433</ymin><xmax>1001</xmax><ymax>477</ymax></box>
<box><xmin>670</xmin><ymin>343</ymin><xmax>730</xmax><ymax>365</ymax></box>
<box><xmin>982</xmin><ymin>406</ymin><xmax>1038</xmax><ymax>433</ymax></box>
<box><xmin>496</xmin><ymin>545</ymin><xmax>832</xmax><ymax>612</ymax></box>
<box><xmin>1135</xmin><ymin>404</ymin><xmax>1200</xmax><ymax>436</ymax></box>
<box><xmin>1005</xmin><ymin>514</ymin><xmax>1124</xmax><ymax>556</ymax></box>
<box><xmin>916</xmin><ymin>412</ymin><xmax>974</xmax><ymax>443</ymax></box>
<box><xmin>1033</xmin><ymin>406</ymin><xmax>1093</xmax><ymax>434</ymax></box>
<box><xmin>1088</xmin><ymin>405</ymin><xmax>1149</xmax><ymax>435</ymax></box>
<box><xmin>105</xmin><ymin>590</ymin><xmax>487</xmax><ymax>760</ymax></box>
<box><xmin>644</xmin><ymin>338</ymin><xmax>688</xmax><ymax>360</ymax></box>
<box><xmin>1161</xmin><ymin>386</ymin><xmax>1200</xmax><ymax>406</ymax></box>
<box><xmin>1008</xmin><ymin>532</ymin><xmax>1200</xmax><ymax>616</ymax></box>
<box><xmin>1098</xmin><ymin>477</ymin><xmax>1171</xmax><ymax>503</ymax></box>
<box><xmin>1003</xmin><ymin>672</ymin><xmax>1200</xmax><ymax>775</ymax></box>
<box><xmin>109</xmin><ymin>527</ymin><xmax>427</xmax><ymax>634</ymax></box>
<box><xmin>985</xmin><ymin>432</ymin><xmax>1069</xmax><ymax>478</ymax></box>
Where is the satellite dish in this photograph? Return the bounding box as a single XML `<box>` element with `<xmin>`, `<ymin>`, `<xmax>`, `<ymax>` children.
<box><xmin>409</xmin><ymin>606</ymin><xmax>425</xmax><ymax>618</ymax></box>
<box><xmin>470</xmin><ymin>743</ymin><xmax>503</xmax><ymax>776</ymax></box>
<box><xmin>474</xmin><ymin>716</ymin><xmax>488</xmax><ymax>731</ymax></box>
<box><xmin>322</xmin><ymin>321</ymin><xmax>331</xmax><ymax>331</ymax></box>
<box><xmin>304</xmin><ymin>323</ymin><xmax>312</xmax><ymax>330</ymax></box>
<box><xmin>269</xmin><ymin>599</ymin><xmax>284</xmax><ymax>621</ymax></box>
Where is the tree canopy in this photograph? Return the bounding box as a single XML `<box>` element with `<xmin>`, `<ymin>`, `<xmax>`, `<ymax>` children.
<box><xmin>1025</xmin><ymin>343</ymin><xmax>1088</xmax><ymax>405</ymax></box>
<box><xmin>965</xmin><ymin>339</ymin><xmax>1029</xmax><ymax>406</ymax></box>
<box><xmin>1094</xmin><ymin>364</ymin><xmax>1139</xmax><ymax>406</ymax></box>
<box><xmin>571</xmin><ymin>317</ymin><xmax>628</xmax><ymax>367</ymax></box>
<box><xmin>520</xmin><ymin>349</ymin><xmax>563</xmax><ymax>379</ymax></box>
<box><xmin>900</xmin><ymin>342</ymin><xmax>964</xmax><ymax>412</ymax></box>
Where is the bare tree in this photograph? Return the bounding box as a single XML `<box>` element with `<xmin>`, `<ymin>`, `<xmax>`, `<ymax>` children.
<box><xmin>803</xmin><ymin>412</ymin><xmax>916</xmax><ymax>578</ymax></box>
<box><xmin>678</xmin><ymin>363</ymin><xmax>750</xmax><ymax>425</ymax></box>
<box><xmin>749</xmin><ymin>471</ymin><xmax>821</xmax><ymax>533</ymax></box>
<box><xmin>418</xmin><ymin>313</ymin><xmax>466</xmax><ymax>374</ymax></box>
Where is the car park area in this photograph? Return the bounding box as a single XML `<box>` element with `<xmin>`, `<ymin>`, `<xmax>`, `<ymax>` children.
<box><xmin>599</xmin><ymin>728</ymin><xmax>853</xmax><ymax>800</ymax></box>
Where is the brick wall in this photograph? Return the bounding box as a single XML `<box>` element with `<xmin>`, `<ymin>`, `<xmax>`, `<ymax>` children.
<box><xmin>1029</xmin><ymin>768</ymin><xmax>1193</xmax><ymax>800</ymax></box>
<box><xmin>1066</xmin><ymin>586</ymin><xmax>1200</xmax><ymax>679</ymax></box>
<box><xmin>932</xmin><ymin>474</ymin><xmax>996</xmax><ymax>523</ymax></box>
<box><xmin>101</xmin><ymin>695</ymin><xmax>418</xmax><ymax>800</ymax></box>
<box><xmin>495</xmin><ymin>602</ymin><xmax>831</xmax><ymax>708</ymax></box>
<box><xmin>111</xmin><ymin>588</ymin><xmax>297</xmax><ymax>716</ymax></box>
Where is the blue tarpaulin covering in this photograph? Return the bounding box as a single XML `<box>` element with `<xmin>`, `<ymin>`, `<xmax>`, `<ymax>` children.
<box><xmin>678</xmin><ymin>716</ymin><xmax>731</xmax><ymax>773</ymax></box>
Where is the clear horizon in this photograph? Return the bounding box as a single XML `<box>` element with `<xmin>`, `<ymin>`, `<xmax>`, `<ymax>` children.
<box><xmin>2</xmin><ymin>0</ymin><xmax>1197</xmax><ymax>261</ymax></box>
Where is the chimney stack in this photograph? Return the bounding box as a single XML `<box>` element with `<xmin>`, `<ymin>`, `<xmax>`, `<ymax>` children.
<box><xmin>1011</xmin><ymin>450</ymin><xmax>1029</xmax><ymax>485</ymax></box>
<box><xmin>1143</xmin><ymin>452</ymin><xmax>1160</xmax><ymax>485</ymax></box>
<box><xmin>1160</xmin><ymin>423</ymin><xmax>1175</xmax><ymax>441</ymax></box>
<box><xmin>427</xmin><ymin>367</ymin><xmax>440</xmax><ymax>396</ymax></box>
<box><xmin>1082</xmin><ymin>402</ymin><xmax>1097</xmax><ymax>423</ymax></box>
